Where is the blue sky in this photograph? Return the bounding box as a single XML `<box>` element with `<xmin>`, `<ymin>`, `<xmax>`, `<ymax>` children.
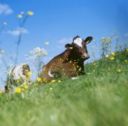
<box><xmin>0</xmin><ymin>0</ymin><xmax>128</xmax><ymax>87</ymax></box>
<box><xmin>0</xmin><ymin>0</ymin><xmax>128</xmax><ymax>65</ymax></box>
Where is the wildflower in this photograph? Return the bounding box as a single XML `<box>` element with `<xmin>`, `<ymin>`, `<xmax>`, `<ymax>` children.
<box><xmin>37</xmin><ymin>77</ymin><xmax>42</xmax><ymax>83</ymax></box>
<box><xmin>27</xmin><ymin>11</ymin><xmax>34</xmax><ymax>16</ymax></box>
<box><xmin>101</xmin><ymin>37</ymin><xmax>112</xmax><ymax>44</ymax></box>
<box><xmin>22</xmin><ymin>82</ymin><xmax>28</xmax><ymax>89</ymax></box>
<box><xmin>109</xmin><ymin>56</ymin><xmax>115</xmax><ymax>61</ymax></box>
<box><xmin>111</xmin><ymin>52</ymin><xmax>116</xmax><ymax>56</ymax></box>
<box><xmin>50</xmin><ymin>87</ymin><xmax>53</xmax><ymax>90</ymax></box>
<box><xmin>124</xmin><ymin>60</ymin><xmax>128</xmax><ymax>64</ymax></box>
<box><xmin>117</xmin><ymin>69</ymin><xmax>121</xmax><ymax>73</ymax></box>
<box><xmin>15</xmin><ymin>87</ymin><xmax>22</xmax><ymax>94</ymax></box>
<box><xmin>105</xmin><ymin>55</ymin><xmax>109</xmax><ymax>58</ymax></box>
<box><xmin>51</xmin><ymin>80</ymin><xmax>56</xmax><ymax>83</ymax></box>
<box><xmin>93</xmin><ymin>62</ymin><xmax>97</xmax><ymax>66</ymax></box>
<box><xmin>58</xmin><ymin>80</ymin><xmax>61</xmax><ymax>83</ymax></box>
<box><xmin>126</xmin><ymin>48</ymin><xmax>128</xmax><ymax>52</ymax></box>
<box><xmin>29</xmin><ymin>47</ymin><xmax>48</xmax><ymax>58</ymax></box>
<box><xmin>17</xmin><ymin>14</ymin><xmax>23</xmax><ymax>19</ymax></box>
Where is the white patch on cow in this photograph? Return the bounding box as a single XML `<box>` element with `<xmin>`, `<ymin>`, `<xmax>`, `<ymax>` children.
<box><xmin>71</xmin><ymin>77</ymin><xmax>79</xmax><ymax>80</ymax></box>
<box><xmin>73</xmin><ymin>38</ymin><xmax>83</xmax><ymax>47</ymax></box>
<box><xmin>12</xmin><ymin>64</ymin><xmax>26</xmax><ymax>80</ymax></box>
<box><xmin>48</xmin><ymin>70</ymin><xmax>54</xmax><ymax>77</ymax></box>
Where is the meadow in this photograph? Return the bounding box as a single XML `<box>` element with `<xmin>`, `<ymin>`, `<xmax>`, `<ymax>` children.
<box><xmin>0</xmin><ymin>49</ymin><xmax>128</xmax><ymax>126</ymax></box>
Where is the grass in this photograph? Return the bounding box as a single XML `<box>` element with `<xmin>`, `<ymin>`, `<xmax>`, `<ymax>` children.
<box><xmin>0</xmin><ymin>50</ymin><xmax>128</xmax><ymax>126</ymax></box>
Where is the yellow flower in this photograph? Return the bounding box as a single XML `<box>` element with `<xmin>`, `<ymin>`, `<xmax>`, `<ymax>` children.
<box><xmin>109</xmin><ymin>56</ymin><xmax>115</xmax><ymax>61</ymax></box>
<box><xmin>22</xmin><ymin>83</ymin><xmax>28</xmax><ymax>89</ymax></box>
<box><xmin>15</xmin><ymin>87</ymin><xmax>22</xmax><ymax>94</ymax></box>
<box><xmin>111</xmin><ymin>52</ymin><xmax>116</xmax><ymax>56</ymax></box>
<box><xmin>51</xmin><ymin>80</ymin><xmax>56</xmax><ymax>83</ymax></box>
<box><xmin>37</xmin><ymin>77</ymin><xmax>42</xmax><ymax>82</ymax></box>
<box><xmin>27</xmin><ymin>11</ymin><xmax>34</xmax><ymax>16</ymax></box>
<box><xmin>58</xmin><ymin>80</ymin><xmax>61</xmax><ymax>83</ymax></box>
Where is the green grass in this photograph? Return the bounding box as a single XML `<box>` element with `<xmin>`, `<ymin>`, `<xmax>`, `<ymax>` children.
<box><xmin>0</xmin><ymin>50</ymin><xmax>128</xmax><ymax>126</ymax></box>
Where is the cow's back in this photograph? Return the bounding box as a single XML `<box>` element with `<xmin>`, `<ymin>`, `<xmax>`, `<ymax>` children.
<box><xmin>39</xmin><ymin>53</ymin><xmax>83</xmax><ymax>82</ymax></box>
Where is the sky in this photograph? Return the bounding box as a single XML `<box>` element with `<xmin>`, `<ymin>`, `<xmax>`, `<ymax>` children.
<box><xmin>0</xmin><ymin>0</ymin><xmax>128</xmax><ymax>86</ymax></box>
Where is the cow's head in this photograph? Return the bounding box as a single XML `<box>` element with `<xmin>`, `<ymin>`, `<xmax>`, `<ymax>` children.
<box><xmin>22</xmin><ymin>64</ymin><xmax>31</xmax><ymax>78</ymax></box>
<box><xmin>65</xmin><ymin>35</ymin><xmax>93</xmax><ymax>61</ymax></box>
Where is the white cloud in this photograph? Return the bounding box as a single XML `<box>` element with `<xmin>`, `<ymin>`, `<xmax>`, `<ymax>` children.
<box><xmin>44</xmin><ymin>41</ymin><xmax>50</xmax><ymax>45</ymax></box>
<box><xmin>7</xmin><ymin>28</ymin><xmax>28</xmax><ymax>36</ymax></box>
<box><xmin>0</xmin><ymin>4</ymin><xmax>13</xmax><ymax>15</ymax></box>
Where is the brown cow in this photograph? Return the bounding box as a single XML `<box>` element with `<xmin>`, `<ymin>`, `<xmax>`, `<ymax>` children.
<box><xmin>39</xmin><ymin>35</ymin><xmax>93</xmax><ymax>82</ymax></box>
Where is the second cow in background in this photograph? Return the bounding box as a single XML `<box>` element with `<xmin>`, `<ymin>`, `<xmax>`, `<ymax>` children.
<box><xmin>5</xmin><ymin>64</ymin><xmax>31</xmax><ymax>92</ymax></box>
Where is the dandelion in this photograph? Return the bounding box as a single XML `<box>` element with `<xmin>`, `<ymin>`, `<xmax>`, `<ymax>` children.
<box><xmin>109</xmin><ymin>56</ymin><xmax>115</xmax><ymax>61</ymax></box>
<box><xmin>27</xmin><ymin>11</ymin><xmax>34</xmax><ymax>16</ymax></box>
<box><xmin>37</xmin><ymin>77</ymin><xmax>42</xmax><ymax>83</ymax></box>
<box><xmin>51</xmin><ymin>80</ymin><xmax>56</xmax><ymax>83</ymax></box>
<box><xmin>111</xmin><ymin>52</ymin><xmax>116</xmax><ymax>56</ymax></box>
<box><xmin>15</xmin><ymin>87</ymin><xmax>22</xmax><ymax>94</ymax></box>
<box><xmin>22</xmin><ymin>82</ymin><xmax>28</xmax><ymax>89</ymax></box>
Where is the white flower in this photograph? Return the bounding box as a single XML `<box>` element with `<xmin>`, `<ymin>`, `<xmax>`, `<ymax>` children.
<box><xmin>101</xmin><ymin>37</ymin><xmax>112</xmax><ymax>43</ymax></box>
<box><xmin>27</xmin><ymin>11</ymin><xmax>34</xmax><ymax>16</ymax></box>
<box><xmin>29</xmin><ymin>47</ymin><xmax>48</xmax><ymax>57</ymax></box>
<box><xmin>17</xmin><ymin>14</ymin><xmax>23</xmax><ymax>19</ymax></box>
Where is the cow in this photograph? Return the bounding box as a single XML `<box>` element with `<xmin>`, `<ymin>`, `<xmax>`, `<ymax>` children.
<box><xmin>39</xmin><ymin>35</ymin><xmax>93</xmax><ymax>83</ymax></box>
<box><xmin>5</xmin><ymin>63</ymin><xmax>31</xmax><ymax>92</ymax></box>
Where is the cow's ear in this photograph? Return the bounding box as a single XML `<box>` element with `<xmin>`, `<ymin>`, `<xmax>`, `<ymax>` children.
<box><xmin>84</xmin><ymin>36</ymin><xmax>93</xmax><ymax>44</ymax></box>
<box><xmin>65</xmin><ymin>44</ymin><xmax>73</xmax><ymax>49</ymax></box>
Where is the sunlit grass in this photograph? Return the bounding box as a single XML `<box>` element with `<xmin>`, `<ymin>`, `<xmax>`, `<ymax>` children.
<box><xmin>0</xmin><ymin>50</ymin><xmax>128</xmax><ymax>126</ymax></box>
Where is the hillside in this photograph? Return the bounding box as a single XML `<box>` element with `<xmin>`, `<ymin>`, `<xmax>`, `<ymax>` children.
<box><xmin>0</xmin><ymin>49</ymin><xmax>128</xmax><ymax>126</ymax></box>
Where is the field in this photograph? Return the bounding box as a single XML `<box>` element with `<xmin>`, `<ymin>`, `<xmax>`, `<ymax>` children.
<box><xmin>0</xmin><ymin>50</ymin><xmax>128</xmax><ymax>126</ymax></box>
